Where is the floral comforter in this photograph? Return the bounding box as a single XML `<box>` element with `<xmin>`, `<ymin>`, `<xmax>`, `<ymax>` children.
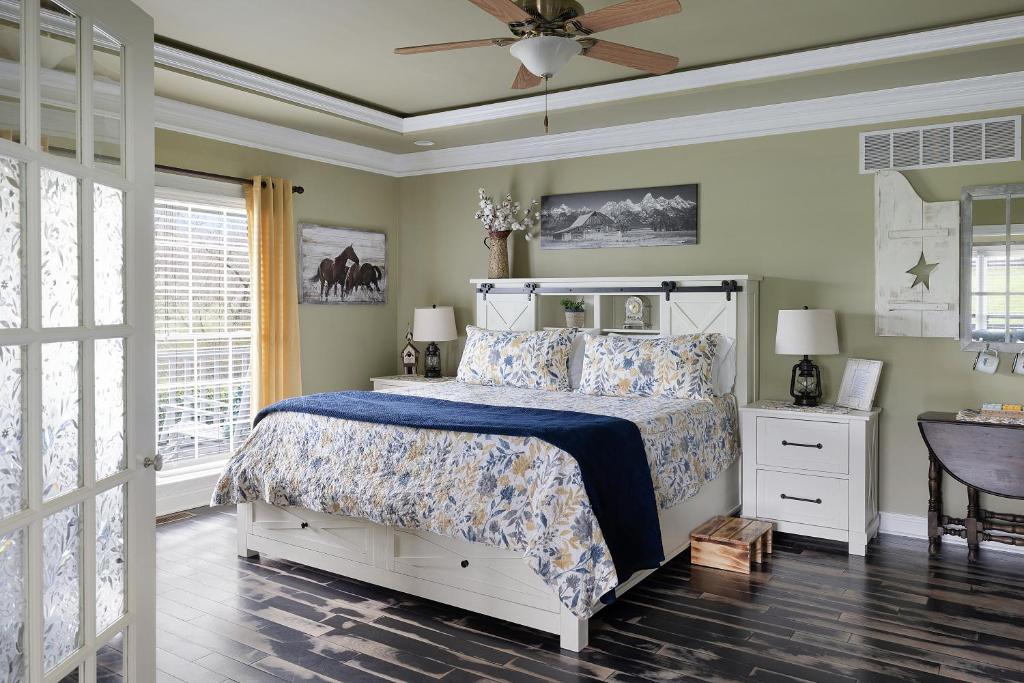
<box><xmin>212</xmin><ymin>383</ymin><xmax>739</xmax><ymax>617</ymax></box>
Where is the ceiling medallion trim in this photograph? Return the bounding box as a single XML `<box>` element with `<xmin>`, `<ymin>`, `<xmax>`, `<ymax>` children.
<box><xmin>154</xmin><ymin>71</ymin><xmax>1024</xmax><ymax>178</ymax></box>
<box><xmin>142</xmin><ymin>13</ymin><xmax>1024</xmax><ymax>133</ymax></box>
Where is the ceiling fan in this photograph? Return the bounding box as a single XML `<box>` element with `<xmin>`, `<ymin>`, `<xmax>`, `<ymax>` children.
<box><xmin>394</xmin><ymin>0</ymin><xmax>683</xmax><ymax>92</ymax></box>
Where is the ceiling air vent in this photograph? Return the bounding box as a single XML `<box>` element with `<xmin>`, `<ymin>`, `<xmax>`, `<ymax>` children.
<box><xmin>859</xmin><ymin>115</ymin><xmax>1020</xmax><ymax>174</ymax></box>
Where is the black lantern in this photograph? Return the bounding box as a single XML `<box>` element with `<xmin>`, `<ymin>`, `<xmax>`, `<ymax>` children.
<box><xmin>789</xmin><ymin>355</ymin><xmax>822</xmax><ymax>407</ymax></box>
<box><xmin>775</xmin><ymin>307</ymin><xmax>838</xmax><ymax>408</ymax></box>
<box><xmin>423</xmin><ymin>342</ymin><xmax>441</xmax><ymax>378</ymax></box>
<box><xmin>412</xmin><ymin>305</ymin><xmax>457</xmax><ymax>379</ymax></box>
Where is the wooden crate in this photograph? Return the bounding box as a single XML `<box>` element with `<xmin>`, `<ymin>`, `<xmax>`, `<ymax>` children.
<box><xmin>690</xmin><ymin>516</ymin><xmax>774</xmax><ymax>574</ymax></box>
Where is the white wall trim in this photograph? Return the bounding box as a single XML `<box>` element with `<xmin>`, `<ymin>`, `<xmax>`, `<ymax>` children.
<box><xmin>879</xmin><ymin>512</ymin><xmax>1024</xmax><ymax>556</ymax></box>
<box><xmin>155</xmin><ymin>96</ymin><xmax>403</xmax><ymax>176</ymax></box>
<box><xmin>403</xmin><ymin>15</ymin><xmax>1024</xmax><ymax>133</ymax></box>
<box><xmin>139</xmin><ymin>10</ymin><xmax>1024</xmax><ymax>134</ymax></box>
<box><xmin>395</xmin><ymin>71</ymin><xmax>1024</xmax><ymax>176</ymax></box>
<box><xmin>155</xmin><ymin>44</ymin><xmax>406</xmax><ymax>133</ymax></box>
<box><xmin>154</xmin><ymin>71</ymin><xmax>1024</xmax><ymax>178</ymax></box>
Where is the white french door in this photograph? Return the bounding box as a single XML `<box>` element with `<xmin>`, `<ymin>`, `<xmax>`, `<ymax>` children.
<box><xmin>0</xmin><ymin>0</ymin><xmax>155</xmax><ymax>681</ymax></box>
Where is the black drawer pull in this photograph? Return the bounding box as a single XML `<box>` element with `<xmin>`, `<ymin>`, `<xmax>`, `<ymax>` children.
<box><xmin>300</xmin><ymin>522</ymin><xmax>309</xmax><ymax>529</ymax></box>
<box><xmin>781</xmin><ymin>494</ymin><xmax>822</xmax><ymax>504</ymax></box>
<box><xmin>460</xmin><ymin>559</ymin><xmax>470</xmax><ymax>568</ymax></box>
<box><xmin>781</xmin><ymin>440</ymin><xmax>823</xmax><ymax>449</ymax></box>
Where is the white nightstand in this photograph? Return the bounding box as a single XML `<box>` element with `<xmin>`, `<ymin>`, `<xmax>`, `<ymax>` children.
<box><xmin>740</xmin><ymin>400</ymin><xmax>880</xmax><ymax>555</ymax></box>
<box><xmin>371</xmin><ymin>374</ymin><xmax>455</xmax><ymax>391</ymax></box>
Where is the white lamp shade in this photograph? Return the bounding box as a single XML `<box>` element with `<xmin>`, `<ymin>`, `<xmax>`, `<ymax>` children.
<box><xmin>413</xmin><ymin>306</ymin><xmax>457</xmax><ymax>342</ymax></box>
<box><xmin>510</xmin><ymin>36</ymin><xmax>581</xmax><ymax>77</ymax></box>
<box><xmin>775</xmin><ymin>309</ymin><xmax>839</xmax><ymax>356</ymax></box>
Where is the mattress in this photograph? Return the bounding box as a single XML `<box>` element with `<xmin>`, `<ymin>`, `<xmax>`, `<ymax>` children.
<box><xmin>212</xmin><ymin>383</ymin><xmax>739</xmax><ymax>617</ymax></box>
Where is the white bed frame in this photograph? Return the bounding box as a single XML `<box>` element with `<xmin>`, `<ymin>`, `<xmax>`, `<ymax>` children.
<box><xmin>236</xmin><ymin>275</ymin><xmax>760</xmax><ymax>651</ymax></box>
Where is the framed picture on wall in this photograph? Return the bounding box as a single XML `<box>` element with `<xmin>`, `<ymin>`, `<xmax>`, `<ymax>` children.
<box><xmin>298</xmin><ymin>223</ymin><xmax>387</xmax><ymax>305</ymax></box>
<box><xmin>539</xmin><ymin>184</ymin><xmax>698</xmax><ymax>250</ymax></box>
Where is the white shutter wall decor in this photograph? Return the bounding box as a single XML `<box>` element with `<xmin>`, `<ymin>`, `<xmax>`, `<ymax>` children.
<box><xmin>154</xmin><ymin>198</ymin><xmax>252</xmax><ymax>469</ymax></box>
<box><xmin>860</xmin><ymin>116</ymin><xmax>1020</xmax><ymax>173</ymax></box>
<box><xmin>875</xmin><ymin>170</ymin><xmax>959</xmax><ymax>338</ymax></box>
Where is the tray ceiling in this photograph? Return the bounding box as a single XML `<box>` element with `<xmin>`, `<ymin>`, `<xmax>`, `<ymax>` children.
<box><xmin>136</xmin><ymin>0</ymin><xmax>1024</xmax><ymax>115</ymax></box>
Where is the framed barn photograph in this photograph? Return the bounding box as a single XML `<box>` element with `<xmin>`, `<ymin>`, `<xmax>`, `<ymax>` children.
<box><xmin>540</xmin><ymin>184</ymin><xmax>698</xmax><ymax>250</ymax></box>
<box><xmin>298</xmin><ymin>223</ymin><xmax>387</xmax><ymax>304</ymax></box>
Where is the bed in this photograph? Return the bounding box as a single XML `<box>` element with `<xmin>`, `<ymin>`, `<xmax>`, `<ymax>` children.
<box><xmin>217</xmin><ymin>275</ymin><xmax>759</xmax><ymax>650</ymax></box>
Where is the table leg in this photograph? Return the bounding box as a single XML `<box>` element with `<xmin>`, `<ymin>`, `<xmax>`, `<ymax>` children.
<box><xmin>966</xmin><ymin>486</ymin><xmax>980</xmax><ymax>563</ymax></box>
<box><xmin>927</xmin><ymin>452</ymin><xmax>943</xmax><ymax>555</ymax></box>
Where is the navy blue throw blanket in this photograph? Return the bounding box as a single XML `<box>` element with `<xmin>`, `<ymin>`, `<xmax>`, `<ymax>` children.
<box><xmin>256</xmin><ymin>390</ymin><xmax>665</xmax><ymax>593</ymax></box>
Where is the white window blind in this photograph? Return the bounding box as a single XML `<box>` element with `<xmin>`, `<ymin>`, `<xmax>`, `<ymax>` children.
<box><xmin>154</xmin><ymin>195</ymin><xmax>251</xmax><ymax>470</ymax></box>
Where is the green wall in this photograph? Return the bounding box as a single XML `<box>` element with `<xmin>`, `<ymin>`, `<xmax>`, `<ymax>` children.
<box><xmin>395</xmin><ymin>109</ymin><xmax>1024</xmax><ymax>518</ymax></box>
<box><xmin>156</xmin><ymin>109</ymin><xmax>1024</xmax><ymax>520</ymax></box>
<box><xmin>155</xmin><ymin>129</ymin><xmax>400</xmax><ymax>394</ymax></box>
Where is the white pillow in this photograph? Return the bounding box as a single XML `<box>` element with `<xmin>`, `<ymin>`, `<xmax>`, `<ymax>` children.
<box><xmin>610</xmin><ymin>331</ymin><xmax>736</xmax><ymax>396</ymax></box>
<box><xmin>569</xmin><ymin>328</ymin><xmax>600</xmax><ymax>389</ymax></box>
<box><xmin>711</xmin><ymin>334</ymin><xmax>736</xmax><ymax>396</ymax></box>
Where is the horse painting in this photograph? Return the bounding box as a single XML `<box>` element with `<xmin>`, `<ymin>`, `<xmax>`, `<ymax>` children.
<box><xmin>300</xmin><ymin>224</ymin><xmax>386</xmax><ymax>305</ymax></box>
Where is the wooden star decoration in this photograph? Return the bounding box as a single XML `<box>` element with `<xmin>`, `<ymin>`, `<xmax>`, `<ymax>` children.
<box><xmin>906</xmin><ymin>251</ymin><xmax>939</xmax><ymax>289</ymax></box>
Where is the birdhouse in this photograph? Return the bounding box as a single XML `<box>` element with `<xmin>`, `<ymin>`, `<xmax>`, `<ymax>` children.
<box><xmin>401</xmin><ymin>329</ymin><xmax>420</xmax><ymax>375</ymax></box>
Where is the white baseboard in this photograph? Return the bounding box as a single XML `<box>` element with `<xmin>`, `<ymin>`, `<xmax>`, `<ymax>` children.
<box><xmin>156</xmin><ymin>470</ymin><xmax>219</xmax><ymax>517</ymax></box>
<box><xmin>879</xmin><ymin>512</ymin><xmax>1024</xmax><ymax>556</ymax></box>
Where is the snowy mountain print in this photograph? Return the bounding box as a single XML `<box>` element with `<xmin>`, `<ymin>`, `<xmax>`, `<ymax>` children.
<box><xmin>540</xmin><ymin>184</ymin><xmax>698</xmax><ymax>250</ymax></box>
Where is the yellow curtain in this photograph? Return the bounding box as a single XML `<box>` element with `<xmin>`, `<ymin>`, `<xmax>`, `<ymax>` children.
<box><xmin>246</xmin><ymin>176</ymin><xmax>302</xmax><ymax>412</ymax></box>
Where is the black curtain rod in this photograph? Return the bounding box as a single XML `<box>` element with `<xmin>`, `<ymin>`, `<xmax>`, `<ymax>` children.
<box><xmin>156</xmin><ymin>164</ymin><xmax>305</xmax><ymax>194</ymax></box>
<box><xmin>477</xmin><ymin>280</ymin><xmax>743</xmax><ymax>301</ymax></box>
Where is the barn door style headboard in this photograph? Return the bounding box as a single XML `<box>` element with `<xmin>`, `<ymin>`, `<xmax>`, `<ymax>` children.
<box><xmin>471</xmin><ymin>275</ymin><xmax>760</xmax><ymax>405</ymax></box>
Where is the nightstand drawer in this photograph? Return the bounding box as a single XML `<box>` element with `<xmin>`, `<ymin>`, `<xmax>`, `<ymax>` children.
<box><xmin>756</xmin><ymin>417</ymin><xmax>849</xmax><ymax>474</ymax></box>
<box><xmin>757</xmin><ymin>470</ymin><xmax>849</xmax><ymax>529</ymax></box>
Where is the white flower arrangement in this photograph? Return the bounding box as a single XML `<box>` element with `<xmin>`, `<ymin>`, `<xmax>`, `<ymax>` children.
<box><xmin>474</xmin><ymin>188</ymin><xmax>540</xmax><ymax>241</ymax></box>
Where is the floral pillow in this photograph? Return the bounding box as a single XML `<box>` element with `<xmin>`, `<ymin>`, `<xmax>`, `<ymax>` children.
<box><xmin>456</xmin><ymin>326</ymin><xmax>575</xmax><ymax>392</ymax></box>
<box><xmin>577</xmin><ymin>333</ymin><xmax>720</xmax><ymax>400</ymax></box>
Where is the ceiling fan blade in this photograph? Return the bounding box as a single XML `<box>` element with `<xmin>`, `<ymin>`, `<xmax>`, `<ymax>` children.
<box><xmin>467</xmin><ymin>0</ymin><xmax>534</xmax><ymax>24</ymax></box>
<box><xmin>582</xmin><ymin>39</ymin><xmax>678</xmax><ymax>74</ymax></box>
<box><xmin>394</xmin><ymin>38</ymin><xmax>510</xmax><ymax>55</ymax></box>
<box><xmin>511</xmin><ymin>64</ymin><xmax>542</xmax><ymax>89</ymax></box>
<box><xmin>570</xmin><ymin>0</ymin><xmax>681</xmax><ymax>34</ymax></box>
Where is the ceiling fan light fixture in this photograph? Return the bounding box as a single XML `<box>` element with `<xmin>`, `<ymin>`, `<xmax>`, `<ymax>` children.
<box><xmin>510</xmin><ymin>35</ymin><xmax>581</xmax><ymax>77</ymax></box>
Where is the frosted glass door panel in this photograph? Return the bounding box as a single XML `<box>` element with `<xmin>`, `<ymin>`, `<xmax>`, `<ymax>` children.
<box><xmin>94</xmin><ymin>184</ymin><xmax>124</xmax><ymax>325</ymax></box>
<box><xmin>0</xmin><ymin>156</ymin><xmax>23</xmax><ymax>328</ymax></box>
<box><xmin>0</xmin><ymin>345</ymin><xmax>23</xmax><ymax>519</ymax></box>
<box><xmin>95</xmin><ymin>484</ymin><xmax>125</xmax><ymax>632</ymax></box>
<box><xmin>43</xmin><ymin>503</ymin><xmax>82</xmax><ymax>672</ymax></box>
<box><xmin>0</xmin><ymin>528</ymin><xmax>25</xmax><ymax>683</ymax></box>
<box><xmin>95</xmin><ymin>337</ymin><xmax>125</xmax><ymax>479</ymax></box>
<box><xmin>40</xmin><ymin>168</ymin><xmax>79</xmax><ymax>328</ymax></box>
<box><xmin>41</xmin><ymin>341</ymin><xmax>81</xmax><ymax>501</ymax></box>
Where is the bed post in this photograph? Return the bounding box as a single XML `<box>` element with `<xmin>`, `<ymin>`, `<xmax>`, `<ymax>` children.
<box><xmin>559</xmin><ymin>607</ymin><xmax>588</xmax><ymax>651</ymax></box>
<box><xmin>237</xmin><ymin>502</ymin><xmax>258</xmax><ymax>558</ymax></box>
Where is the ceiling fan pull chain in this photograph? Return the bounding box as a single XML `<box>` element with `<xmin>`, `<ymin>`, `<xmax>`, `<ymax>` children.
<box><xmin>544</xmin><ymin>76</ymin><xmax>549</xmax><ymax>134</ymax></box>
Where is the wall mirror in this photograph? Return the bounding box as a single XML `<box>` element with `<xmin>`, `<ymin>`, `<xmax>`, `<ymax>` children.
<box><xmin>961</xmin><ymin>184</ymin><xmax>1024</xmax><ymax>350</ymax></box>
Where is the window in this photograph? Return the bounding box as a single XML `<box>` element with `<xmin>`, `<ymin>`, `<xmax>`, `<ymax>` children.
<box><xmin>154</xmin><ymin>192</ymin><xmax>251</xmax><ymax>471</ymax></box>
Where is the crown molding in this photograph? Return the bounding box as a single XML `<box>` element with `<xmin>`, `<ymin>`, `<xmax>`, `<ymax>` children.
<box><xmin>139</xmin><ymin>10</ymin><xmax>1024</xmax><ymax>134</ymax></box>
<box><xmin>154</xmin><ymin>44</ymin><xmax>406</xmax><ymax>133</ymax></box>
<box><xmin>394</xmin><ymin>71</ymin><xmax>1024</xmax><ymax>175</ymax></box>
<box><xmin>153</xmin><ymin>71</ymin><xmax>1024</xmax><ymax>178</ymax></box>
<box><xmin>154</xmin><ymin>96</ymin><xmax>402</xmax><ymax>176</ymax></box>
<box><xmin>403</xmin><ymin>14</ymin><xmax>1024</xmax><ymax>132</ymax></box>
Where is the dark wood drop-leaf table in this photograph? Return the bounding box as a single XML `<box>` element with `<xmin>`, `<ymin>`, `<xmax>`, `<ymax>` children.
<box><xmin>918</xmin><ymin>412</ymin><xmax>1024</xmax><ymax>561</ymax></box>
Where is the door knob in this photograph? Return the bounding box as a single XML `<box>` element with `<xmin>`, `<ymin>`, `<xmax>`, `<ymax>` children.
<box><xmin>143</xmin><ymin>454</ymin><xmax>163</xmax><ymax>472</ymax></box>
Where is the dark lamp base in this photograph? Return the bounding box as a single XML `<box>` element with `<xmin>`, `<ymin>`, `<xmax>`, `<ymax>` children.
<box><xmin>424</xmin><ymin>341</ymin><xmax>442</xmax><ymax>378</ymax></box>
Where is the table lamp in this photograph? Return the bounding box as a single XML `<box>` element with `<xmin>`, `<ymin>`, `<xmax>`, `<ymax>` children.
<box><xmin>775</xmin><ymin>308</ymin><xmax>839</xmax><ymax>407</ymax></box>
<box><xmin>413</xmin><ymin>305</ymin><xmax>457</xmax><ymax>378</ymax></box>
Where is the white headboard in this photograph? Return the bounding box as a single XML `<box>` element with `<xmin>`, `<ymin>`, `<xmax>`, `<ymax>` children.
<box><xmin>471</xmin><ymin>275</ymin><xmax>760</xmax><ymax>405</ymax></box>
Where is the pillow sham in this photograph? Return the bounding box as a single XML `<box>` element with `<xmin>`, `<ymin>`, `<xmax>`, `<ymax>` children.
<box><xmin>569</xmin><ymin>328</ymin><xmax>600</xmax><ymax>389</ymax></box>
<box><xmin>609</xmin><ymin>331</ymin><xmax>736</xmax><ymax>396</ymax></box>
<box><xmin>456</xmin><ymin>326</ymin><xmax>575</xmax><ymax>391</ymax></box>
<box><xmin>577</xmin><ymin>333</ymin><xmax>720</xmax><ymax>400</ymax></box>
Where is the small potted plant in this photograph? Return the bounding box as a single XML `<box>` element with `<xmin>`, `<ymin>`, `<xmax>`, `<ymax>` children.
<box><xmin>561</xmin><ymin>298</ymin><xmax>586</xmax><ymax>328</ymax></box>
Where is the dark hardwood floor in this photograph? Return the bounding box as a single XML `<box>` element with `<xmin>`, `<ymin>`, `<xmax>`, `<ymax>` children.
<box><xmin>155</xmin><ymin>506</ymin><xmax>1024</xmax><ymax>683</ymax></box>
